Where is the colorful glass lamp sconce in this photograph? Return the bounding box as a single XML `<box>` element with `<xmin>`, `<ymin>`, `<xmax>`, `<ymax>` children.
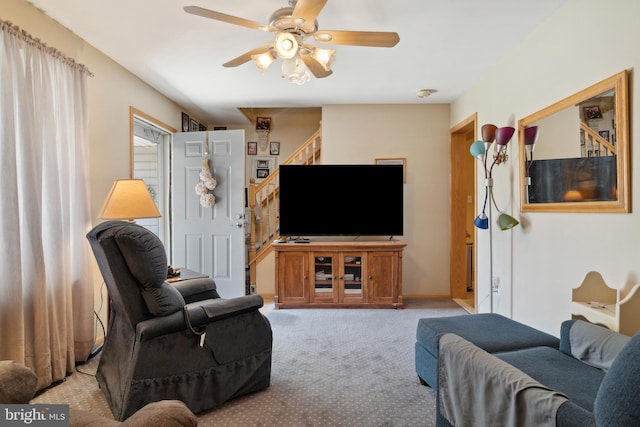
<box><xmin>469</xmin><ymin>123</ymin><xmax>519</xmax><ymax>231</ymax></box>
<box><xmin>523</xmin><ymin>125</ymin><xmax>539</xmax><ymax>185</ymax></box>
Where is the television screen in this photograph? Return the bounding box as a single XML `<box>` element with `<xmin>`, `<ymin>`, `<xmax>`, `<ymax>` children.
<box><xmin>278</xmin><ymin>164</ymin><xmax>403</xmax><ymax>237</ymax></box>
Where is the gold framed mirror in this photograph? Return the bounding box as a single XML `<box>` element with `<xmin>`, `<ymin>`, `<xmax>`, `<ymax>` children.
<box><xmin>518</xmin><ymin>70</ymin><xmax>629</xmax><ymax>213</ymax></box>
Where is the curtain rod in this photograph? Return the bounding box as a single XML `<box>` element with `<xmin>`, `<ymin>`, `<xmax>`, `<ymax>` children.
<box><xmin>0</xmin><ymin>19</ymin><xmax>94</xmax><ymax>77</ymax></box>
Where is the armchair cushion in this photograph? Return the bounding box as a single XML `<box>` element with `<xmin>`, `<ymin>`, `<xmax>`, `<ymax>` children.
<box><xmin>142</xmin><ymin>283</ymin><xmax>186</xmax><ymax>317</ymax></box>
<box><xmin>594</xmin><ymin>332</ymin><xmax>640</xmax><ymax>426</ymax></box>
<box><xmin>113</xmin><ymin>225</ymin><xmax>185</xmax><ymax>316</ymax></box>
<box><xmin>114</xmin><ymin>225</ymin><xmax>167</xmax><ymax>289</ymax></box>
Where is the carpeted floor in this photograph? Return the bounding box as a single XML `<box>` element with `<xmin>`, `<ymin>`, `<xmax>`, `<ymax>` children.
<box><xmin>32</xmin><ymin>299</ymin><xmax>467</xmax><ymax>426</ymax></box>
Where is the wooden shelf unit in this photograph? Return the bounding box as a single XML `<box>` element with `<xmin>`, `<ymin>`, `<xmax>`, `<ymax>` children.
<box><xmin>571</xmin><ymin>271</ymin><xmax>640</xmax><ymax>336</ymax></box>
<box><xmin>274</xmin><ymin>241</ymin><xmax>406</xmax><ymax>309</ymax></box>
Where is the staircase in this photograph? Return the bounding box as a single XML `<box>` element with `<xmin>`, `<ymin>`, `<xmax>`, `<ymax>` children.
<box><xmin>247</xmin><ymin>126</ymin><xmax>322</xmax><ymax>289</ymax></box>
<box><xmin>580</xmin><ymin>122</ymin><xmax>616</xmax><ymax>157</ymax></box>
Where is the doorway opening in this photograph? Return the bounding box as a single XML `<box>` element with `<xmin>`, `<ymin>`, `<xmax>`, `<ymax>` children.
<box><xmin>129</xmin><ymin>107</ymin><xmax>176</xmax><ymax>254</ymax></box>
<box><xmin>450</xmin><ymin>114</ymin><xmax>477</xmax><ymax>313</ymax></box>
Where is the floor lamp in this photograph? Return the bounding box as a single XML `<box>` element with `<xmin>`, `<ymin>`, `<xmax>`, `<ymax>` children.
<box><xmin>469</xmin><ymin>124</ymin><xmax>518</xmax><ymax>313</ymax></box>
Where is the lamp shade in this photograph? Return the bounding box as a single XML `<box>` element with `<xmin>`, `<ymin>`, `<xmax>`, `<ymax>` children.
<box><xmin>474</xmin><ymin>213</ymin><xmax>489</xmax><ymax>229</ymax></box>
<box><xmin>524</xmin><ymin>126</ymin><xmax>539</xmax><ymax>147</ymax></box>
<box><xmin>99</xmin><ymin>179</ymin><xmax>161</xmax><ymax>221</ymax></box>
<box><xmin>495</xmin><ymin>126</ymin><xmax>515</xmax><ymax>146</ymax></box>
<box><xmin>497</xmin><ymin>213</ymin><xmax>519</xmax><ymax>230</ymax></box>
<box><xmin>481</xmin><ymin>124</ymin><xmax>497</xmax><ymax>143</ymax></box>
<box><xmin>469</xmin><ymin>140</ymin><xmax>486</xmax><ymax>159</ymax></box>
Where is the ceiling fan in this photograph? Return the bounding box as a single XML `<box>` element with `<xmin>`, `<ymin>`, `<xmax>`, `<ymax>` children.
<box><xmin>184</xmin><ymin>0</ymin><xmax>400</xmax><ymax>84</ymax></box>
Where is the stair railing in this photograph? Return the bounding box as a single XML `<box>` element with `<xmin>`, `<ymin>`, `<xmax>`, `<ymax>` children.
<box><xmin>247</xmin><ymin>127</ymin><xmax>322</xmax><ymax>288</ymax></box>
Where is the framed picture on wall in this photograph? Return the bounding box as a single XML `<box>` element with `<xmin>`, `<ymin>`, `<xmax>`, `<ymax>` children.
<box><xmin>270</xmin><ymin>141</ymin><xmax>280</xmax><ymax>155</ymax></box>
<box><xmin>584</xmin><ymin>105</ymin><xmax>603</xmax><ymax>120</ymax></box>
<box><xmin>181</xmin><ymin>112</ymin><xmax>190</xmax><ymax>132</ymax></box>
<box><xmin>190</xmin><ymin>118</ymin><xmax>198</xmax><ymax>131</ymax></box>
<box><xmin>252</xmin><ymin>156</ymin><xmax>277</xmax><ymax>182</ymax></box>
<box><xmin>247</xmin><ymin>141</ymin><xmax>257</xmax><ymax>155</ymax></box>
<box><xmin>256</xmin><ymin>117</ymin><xmax>271</xmax><ymax>131</ymax></box>
<box><xmin>199</xmin><ymin>123</ymin><xmax>206</xmax><ymax>131</ymax></box>
<box><xmin>599</xmin><ymin>130</ymin><xmax>610</xmax><ymax>141</ymax></box>
<box><xmin>375</xmin><ymin>157</ymin><xmax>407</xmax><ymax>183</ymax></box>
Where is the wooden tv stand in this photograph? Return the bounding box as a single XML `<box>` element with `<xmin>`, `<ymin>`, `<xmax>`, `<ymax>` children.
<box><xmin>273</xmin><ymin>241</ymin><xmax>406</xmax><ymax>309</ymax></box>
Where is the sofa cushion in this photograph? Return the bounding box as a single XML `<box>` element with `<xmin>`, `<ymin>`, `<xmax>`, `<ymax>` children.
<box><xmin>594</xmin><ymin>332</ymin><xmax>640</xmax><ymax>426</ymax></box>
<box><xmin>561</xmin><ymin>319</ymin><xmax>630</xmax><ymax>372</ymax></box>
<box><xmin>416</xmin><ymin>313</ymin><xmax>560</xmax><ymax>356</ymax></box>
<box><xmin>496</xmin><ymin>346</ymin><xmax>606</xmax><ymax>411</ymax></box>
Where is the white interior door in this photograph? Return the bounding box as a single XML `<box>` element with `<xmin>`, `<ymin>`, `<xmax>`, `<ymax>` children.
<box><xmin>172</xmin><ymin>130</ymin><xmax>246</xmax><ymax>297</ymax></box>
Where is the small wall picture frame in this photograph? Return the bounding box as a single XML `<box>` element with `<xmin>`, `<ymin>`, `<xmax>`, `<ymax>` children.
<box><xmin>584</xmin><ymin>105</ymin><xmax>603</xmax><ymax>120</ymax></box>
<box><xmin>599</xmin><ymin>130</ymin><xmax>610</xmax><ymax>141</ymax></box>
<box><xmin>190</xmin><ymin>118</ymin><xmax>199</xmax><ymax>131</ymax></box>
<box><xmin>256</xmin><ymin>117</ymin><xmax>271</xmax><ymax>131</ymax></box>
<box><xmin>270</xmin><ymin>141</ymin><xmax>280</xmax><ymax>155</ymax></box>
<box><xmin>247</xmin><ymin>141</ymin><xmax>257</xmax><ymax>155</ymax></box>
<box><xmin>375</xmin><ymin>157</ymin><xmax>407</xmax><ymax>183</ymax></box>
<box><xmin>198</xmin><ymin>123</ymin><xmax>206</xmax><ymax>131</ymax></box>
<box><xmin>252</xmin><ymin>156</ymin><xmax>277</xmax><ymax>182</ymax></box>
<box><xmin>181</xmin><ymin>112</ymin><xmax>190</xmax><ymax>132</ymax></box>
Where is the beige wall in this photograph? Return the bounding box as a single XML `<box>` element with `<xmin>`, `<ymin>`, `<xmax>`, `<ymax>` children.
<box><xmin>451</xmin><ymin>0</ymin><xmax>640</xmax><ymax>335</ymax></box>
<box><xmin>322</xmin><ymin>104</ymin><xmax>452</xmax><ymax>297</ymax></box>
<box><xmin>225</xmin><ymin>107</ymin><xmax>322</xmax><ymax>187</ymax></box>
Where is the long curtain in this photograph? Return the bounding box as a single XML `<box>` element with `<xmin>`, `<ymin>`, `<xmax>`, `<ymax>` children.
<box><xmin>0</xmin><ymin>20</ymin><xmax>94</xmax><ymax>389</ymax></box>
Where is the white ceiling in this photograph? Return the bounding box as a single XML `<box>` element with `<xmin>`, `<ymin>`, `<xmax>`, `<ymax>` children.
<box><xmin>28</xmin><ymin>0</ymin><xmax>567</xmax><ymax>124</ymax></box>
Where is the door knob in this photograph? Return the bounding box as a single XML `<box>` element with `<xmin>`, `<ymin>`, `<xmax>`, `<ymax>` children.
<box><xmin>234</xmin><ymin>222</ymin><xmax>243</xmax><ymax>228</ymax></box>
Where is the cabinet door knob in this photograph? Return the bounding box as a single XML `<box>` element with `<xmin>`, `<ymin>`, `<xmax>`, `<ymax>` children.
<box><xmin>369</xmin><ymin>276</ymin><xmax>373</xmax><ymax>280</ymax></box>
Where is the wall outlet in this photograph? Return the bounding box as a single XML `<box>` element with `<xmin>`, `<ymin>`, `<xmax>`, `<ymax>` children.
<box><xmin>492</xmin><ymin>277</ymin><xmax>500</xmax><ymax>295</ymax></box>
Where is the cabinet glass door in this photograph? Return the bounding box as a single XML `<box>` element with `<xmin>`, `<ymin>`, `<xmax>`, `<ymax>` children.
<box><xmin>313</xmin><ymin>253</ymin><xmax>336</xmax><ymax>302</ymax></box>
<box><xmin>342</xmin><ymin>254</ymin><xmax>363</xmax><ymax>300</ymax></box>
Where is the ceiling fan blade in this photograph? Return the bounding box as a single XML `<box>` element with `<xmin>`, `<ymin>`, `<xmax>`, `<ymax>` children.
<box><xmin>314</xmin><ymin>30</ymin><xmax>400</xmax><ymax>47</ymax></box>
<box><xmin>292</xmin><ymin>0</ymin><xmax>328</xmax><ymax>26</ymax></box>
<box><xmin>223</xmin><ymin>45</ymin><xmax>272</xmax><ymax>68</ymax></box>
<box><xmin>300</xmin><ymin>53</ymin><xmax>333</xmax><ymax>79</ymax></box>
<box><xmin>184</xmin><ymin>6</ymin><xmax>275</xmax><ymax>32</ymax></box>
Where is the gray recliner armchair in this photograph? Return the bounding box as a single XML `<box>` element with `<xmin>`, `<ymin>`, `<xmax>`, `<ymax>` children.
<box><xmin>87</xmin><ymin>221</ymin><xmax>272</xmax><ymax>421</ymax></box>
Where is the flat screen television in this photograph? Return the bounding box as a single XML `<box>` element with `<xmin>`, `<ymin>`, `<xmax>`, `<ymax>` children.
<box><xmin>278</xmin><ymin>164</ymin><xmax>403</xmax><ymax>237</ymax></box>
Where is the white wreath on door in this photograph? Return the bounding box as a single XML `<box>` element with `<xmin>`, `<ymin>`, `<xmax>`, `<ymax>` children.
<box><xmin>195</xmin><ymin>141</ymin><xmax>216</xmax><ymax>207</ymax></box>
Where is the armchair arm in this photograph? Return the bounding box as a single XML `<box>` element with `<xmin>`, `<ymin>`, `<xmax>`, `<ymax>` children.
<box><xmin>170</xmin><ymin>277</ymin><xmax>220</xmax><ymax>303</ymax></box>
<box><xmin>184</xmin><ymin>294</ymin><xmax>264</xmax><ymax>326</ymax></box>
<box><xmin>135</xmin><ymin>294</ymin><xmax>265</xmax><ymax>342</ymax></box>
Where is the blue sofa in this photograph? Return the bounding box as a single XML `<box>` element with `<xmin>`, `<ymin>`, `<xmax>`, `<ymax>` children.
<box><xmin>425</xmin><ymin>318</ymin><xmax>640</xmax><ymax>426</ymax></box>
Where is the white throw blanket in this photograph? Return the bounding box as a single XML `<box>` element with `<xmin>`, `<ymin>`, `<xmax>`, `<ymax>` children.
<box><xmin>438</xmin><ymin>333</ymin><xmax>568</xmax><ymax>427</ymax></box>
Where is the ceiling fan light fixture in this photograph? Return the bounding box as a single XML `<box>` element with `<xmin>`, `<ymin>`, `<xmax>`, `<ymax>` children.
<box><xmin>274</xmin><ymin>32</ymin><xmax>299</xmax><ymax>59</ymax></box>
<box><xmin>251</xmin><ymin>50</ymin><xmax>276</xmax><ymax>73</ymax></box>
<box><xmin>312</xmin><ymin>48</ymin><xmax>336</xmax><ymax>71</ymax></box>
<box><xmin>314</xmin><ymin>33</ymin><xmax>332</xmax><ymax>42</ymax></box>
<box><xmin>282</xmin><ymin>54</ymin><xmax>310</xmax><ymax>85</ymax></box>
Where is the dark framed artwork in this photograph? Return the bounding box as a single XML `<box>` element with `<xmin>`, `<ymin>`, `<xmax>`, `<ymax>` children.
<box><xmin>270</xmin><ymin>141</ymin><xmax>280</xmax><ymax>155</ymax></box>
<box><xmin>199</xmin><ymin>123</ymin><xmax>206</xmax><ymax>131</ymax></box>
<box><xmin>256</xmin><ymin>117</ymin><xmax>271</xmax><ymax>131</ymax></box>
<box><xmin>190</xmin><ymin>118</ymin><xmax>198</xmax><ymax>131</ymax></box>
<box><xmin>181</xmin><ymin>112</ymin><xmax>190</xmax><ymax>132</ymax></box>
<box><xmin>584</xmin><ymin>105</ymin><xmax>603</xmax><ymax>120</ymax></box>
<box><xmin>256</xmin><ymin>168</ymin><xmax>269</xmax><ymax>179</ymax></box>
<box><xmin>599</xmin><ymin>130</ymin><xmax>610</xmax><ymax>141</ymax></box>
<box><xmin>247</xmin><ymin>141</ymin><xmax>257</xmax><ymax>155</ymax></box>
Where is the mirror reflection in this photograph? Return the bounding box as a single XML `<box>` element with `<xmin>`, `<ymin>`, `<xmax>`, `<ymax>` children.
<box><xmin>518</xmin><ymin>70</ymin><xmax>629</xmax><ymax>213</ymax></box>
